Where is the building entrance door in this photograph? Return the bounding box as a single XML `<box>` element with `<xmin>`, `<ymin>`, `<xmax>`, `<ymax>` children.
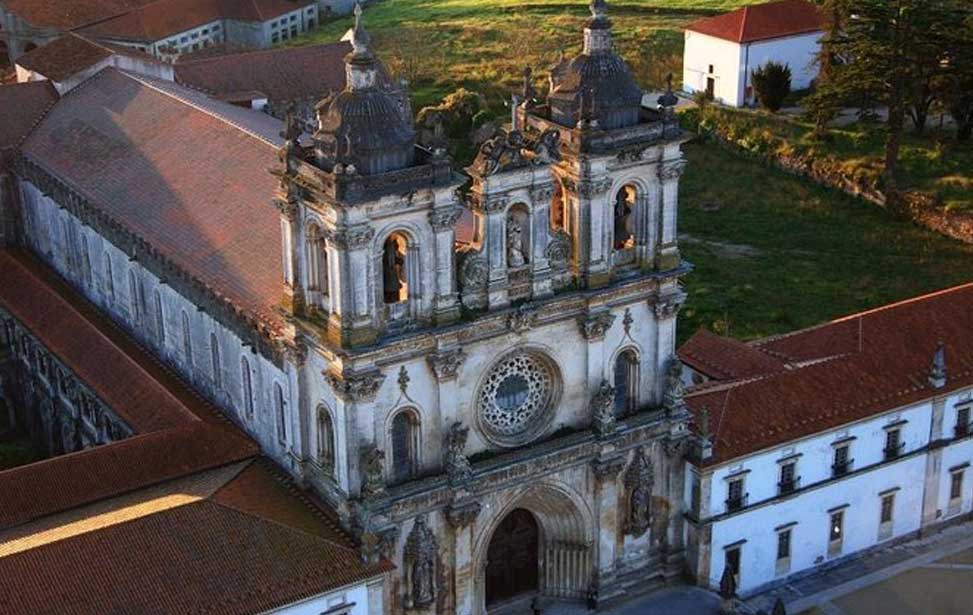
<box><xmin>485</xmin><ymin>508</ymin><xmax>539</xmax><ymax>606</ymax></box>
<box><xmin>706</xmin><ymin>77</ymin><xmax>715</xmax><ymax>99</ymax></box>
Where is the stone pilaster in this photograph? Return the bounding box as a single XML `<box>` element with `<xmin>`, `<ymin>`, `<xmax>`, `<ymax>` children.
<box><xmin>656</xmin><ymin>159</ymin><xmax>685</xmax><ymax>271</ymax></box>
<box><xmin>325</xmin><ymin>223</ymin><xmax>378</xmax><ymax>347</ymax></box>
<box><xmin>429</xmin><ymin>205</ymin><xmax>462</xmax><ymax>324</ymax></box>
<box><xmin>591</xmin><ymin>452</ymin><xmax>626</xmax><ymax>604</ymax></box>
<box><xmin>921</xmin><ymin>395</ymin><xmax>948</xmax><ymax>532</ymax></box>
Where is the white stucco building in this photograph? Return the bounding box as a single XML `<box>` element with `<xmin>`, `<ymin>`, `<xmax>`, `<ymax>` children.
<box><xmin>679</xmin><ymin>290</ymin><xmax>973</xmax><ymax>596</ymax></box>
<box><xmin>682</xmin><ymin>0</ymin><xmax>823</xmax><ymax>107</ymax></box>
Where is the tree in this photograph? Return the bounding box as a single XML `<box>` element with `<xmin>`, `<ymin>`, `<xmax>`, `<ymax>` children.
<box><xmin>804</xmin><ymin>0</ymin><xmax>850</xmax><ymax>137</ymax></box>
<box><xmin>751</xmin><ymin>61</ymin><xmax>792</xmax><ymax>112</ymax></box>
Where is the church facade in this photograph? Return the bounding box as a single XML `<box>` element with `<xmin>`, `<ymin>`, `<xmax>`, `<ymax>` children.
<box><xmin>1</xmin><ymin>2</ymin><xmax>695</xmax><ymax>613</ymax></box>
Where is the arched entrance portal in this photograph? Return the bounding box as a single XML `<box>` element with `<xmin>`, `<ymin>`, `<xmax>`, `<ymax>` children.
<box><xmin>486</xmin><ymin>508</ymin><xmax>539</xmax><ymax>606</ymax></box>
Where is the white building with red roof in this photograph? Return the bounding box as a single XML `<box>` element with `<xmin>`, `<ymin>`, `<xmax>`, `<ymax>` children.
<box><xmin>682</xmin><ymin>0</ymin><xmax>824</xmax><ymax>107</ymax></box>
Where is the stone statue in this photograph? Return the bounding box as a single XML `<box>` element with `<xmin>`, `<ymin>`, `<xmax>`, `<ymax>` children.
<box><xmin>507</xmin><ymin>215</ymin><xmax>527</xmax><ymax>267</ymax></box>
<box><xmin>613</xmin><ymin>190</ymin><xmax>632</xmax><ymax>249</ymax></box>
<box><xmin>444</xmin><ymin>421</ymin><xmax>473</xmax><ymax>486</ymax></box>
<box><xmin>662</xmin><ymin>357</ymin><xmax>687</xmax><ymax>414</ymax></box>
<box><xmin>471</xmin><ymin>128</ymin><xmax>528</xmax><ymax>176</ymax></box>
<box><xmin>404</xmin><ymin>515</ymin><xmax>437</xmax><ymax>608</ymax></box>
<box><xmin>382</xmin><ymin>237</ymin><xmax>406</xmax><ymax>303</ymax></box>
<box><xmin>360</xmin><ymin>444</ymin><xmax>385</xmax><ymax>500</ymax></box>
<box><xmin>624</xmin><ymin>447</ymin><xmax>653</xmax><ymax>537</ymax></box>
<box><xmin>526</xmin><ymin>129</ymin><xmax>561</xmax><ymax>164</ymax></box>
<box><xmin>590</xmin><ymin>379</ymin><xmax>616</xmax><ymax>438</ymax></box>
<box><xmin>522</xmin><ymin>65</ymin><xmax>537</xmax><ymax>103</ymax></box>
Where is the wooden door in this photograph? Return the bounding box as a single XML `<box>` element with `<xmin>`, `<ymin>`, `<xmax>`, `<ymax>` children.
<box><xmin>485</xmin><ymin>508</ymin><xmax>539</xmax><ymax>605</ymax></box>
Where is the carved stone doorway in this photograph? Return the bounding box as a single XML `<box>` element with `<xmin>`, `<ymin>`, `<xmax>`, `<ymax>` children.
<box><xmin>485</xmin><ymin>508</ymin><xmax>539</xmax><ymax>606</ymax></box>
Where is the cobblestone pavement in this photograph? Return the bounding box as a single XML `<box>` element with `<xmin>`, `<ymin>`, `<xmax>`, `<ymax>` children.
<box><xmin>745</xmin><ymin>521</ymin><xmax>973</xmax><ymax>614</ymax></box>
<box><xmin>492</xmin><ymin>586</ymin><xmax>721</xmax><ymax>615</ymax></box>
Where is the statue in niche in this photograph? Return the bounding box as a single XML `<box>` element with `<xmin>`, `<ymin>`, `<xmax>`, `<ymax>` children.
<box><xmin>404</xmin><ymin>515</ymin><xmax>437</xmax><ymax>608</ymax></box>
<box><xmin>624</xmin><ymin>447</ymin><xmax>653</xmax><ymax>537</ymax></box>
<box><xmin>382</xmin><ymin>235</ymin><xmax>407</xmax><ymax>304</ymax></box>
<box><xmin>507</xmin><ymin>214</ymin><xmax>527</xmax><ymax>268</ymax></box>
<box><xmin>444</xmin><ymin>422</ymin><xmax>473</xmax><ymax>486</ymax></box>
<box><xmin>360</xmin><ymin>445</ymin><xmax>386</xmax><ymax>500</ymax></box>
<box><xmin>613</xmin><ymin>188</ymin><xmax>634</xmax><ymax>249</ymax></box>
<box><xmin>663</xmin><ymin>357</ymin><xmax>687</xmax><ymax>414</ymax></box>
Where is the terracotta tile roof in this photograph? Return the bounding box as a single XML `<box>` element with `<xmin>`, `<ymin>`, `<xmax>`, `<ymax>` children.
<box><xmin>79</xmin><ymin>0</ymin><xmax>314</xmax><ymax>42</ymax></box>
<box><xmin>14</xmin><ymin>34</ymin><xmax>112</xmax><ymax>81</ymax></box>
<box><xmin>679</xmin><ymin>328</ymin><xmax>786</xmax><ymax>381</ymax></box>
<box><xmin>0</xmin><ymin>0</ymin><xmax>156</xmax><ymax>30</ymax></box>
<box><xmin>0</xmin><ymin>81</ymin><xmax>57</xmax><ymax>150</ymax></box>
<box><xmin>21</xmin><ymin>68</ymin><xmax>286</xmax><ymax>333</ymax></box>
<box><xmin>0</xmin><ymin>460</ymin><xmax>390</xmax><ymax>615</ymax></box>
<box><xmin>686</xmin><ymin>0</ymin><xmax>824</xmax><ymax>44</ymax></box>
<box><xmin>176</xmin><ymin>41</ymin><xmax>350</xmax><ymax>103</ymax></box>
<box><xmin>687</xmin><ymin>283</ymin><xmax>973</xmax><ymax>466</ymax></box>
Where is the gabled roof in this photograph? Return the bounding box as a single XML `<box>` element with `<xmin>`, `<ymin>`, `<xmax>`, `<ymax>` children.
<box><xmin>21</xmin><ymin>67</ymin><xmax>286</xmax><ymax>334</ymax></box>
<box><xmin>175</xmin><ymin>41</ymin><xmax>350</xmax><ymax>103</ymax></box>
<box><xmin>0</xmin><ymin>81</ymin><xmax>57</xmax><ymax>150</ymax></box>
<box><xmin>14</xmin><ymin>34</ymin><xmax>114</xmax><ymax>81</ymax></box>
<box><xmin>687</xmin><ymin>283</ymin><xmax>973</xmax><ymax>466</ymax></box>
<box><xmin>679</xmin><ymin>328</ymin><xmax>786</xmax><ymax>381</ymax></box>
<box><xmin>0</xmin><ymin>0</ymin><xmax>156</xmax><ymax>30</ymax></box>
<box><xmin>686</xmin><ymin>0</ymin><xmax>824</xmax><ymax>44</ymax></box>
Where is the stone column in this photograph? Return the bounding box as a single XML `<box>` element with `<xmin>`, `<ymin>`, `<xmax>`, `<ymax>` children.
<box><xmin>483</xmin><ymin>197</ymin><xmax>510</xmax><ymax>309</ymax></box>
<box><xmin>580</xmin><ymin>178</ymin><xmax>614</xmax><ymax>288</ymax></box>
<box><xmin>326</xmin><ymin>223</ymin><xmax>376</xmax><ymax>347</ymax></box>
<box><xmin>921</xmin><ymin>395</ymin><xmax>947</xmax><ymax>532</ymax></box>
<box><xmin>326</xmin><ymin>367</ymin><xmax>384</xmax><ymax>497</ymax></box>
<box><xmin>429</xmin><ymin>206</ymin><xmax>462</xmax><ymax>324</ymax></box>
<box><xmin>529</xmin><ymin>183</ymin><xmax>554</xmax><ymax>298</ymax></box>
<box><xmin>591</xmin><ymin>453</ymin><xmax>626</xmax><ymax>604</ymax></box>
<box><xmin>447</xmin><ymin>500</ymin><xmax>481</xmax><ymax>615</ymax></box>
<box><xmin>275</xmin><ymin>195</ymin><xmax>305</xmax><ymax>316</ymax></box>
<box><xmin>636</xmin><ymin>188</ymin><xmax>658</xmax><ymax>268</ymax></box>
<box><xmin>652</xmin><ymin>291</ymin><xmax>684</xmax><ymax>403</ymax></box>
<box><xmin>656</xmin><ymin>159</ymin><xmax>685</xmax><ymax>271</ymax></box>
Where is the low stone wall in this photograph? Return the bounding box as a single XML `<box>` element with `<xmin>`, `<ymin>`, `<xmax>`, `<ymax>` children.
<box><xmin>683</xmin><ymin>109</ymin><xmax>973</xmax><ymax>244</ymax></box>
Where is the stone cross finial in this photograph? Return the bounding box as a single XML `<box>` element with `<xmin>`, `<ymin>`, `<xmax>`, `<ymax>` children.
<box><xmin>350</xmin><ymin>2</ymin><xmax>371</xmax><ymax>54</ymax></box>
<box><xmin>929</xmin><ymin>340</ymin><xmax>947</xmax><ymax>389</ymax></box>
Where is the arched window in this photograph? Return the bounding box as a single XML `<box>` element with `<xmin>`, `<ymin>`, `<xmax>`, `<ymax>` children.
<box><xmin>241</xmin><ymin>357</ymin><xmax>254</xmax><ymax>417</ymax></box>
<box><xmin>210</xmin><ymin>333</ymin><xmax>222</xmax><ymax>389</ymax></box>
<box><xmin>613</xmin><ymin>185</ymin><xmax>637</xmax><ymax>250</ymax></box>
<box><xmin>153</xmin><ymin>289</ymin><xmax>166</xmax><ymax>344</ymax></box>
<box><xmin>391</xmin><ymin>409</ymin><xmax>419</xmax><ymax>483</ymax></box>
<box><xmin>181</xmin><ymin>311</ymin><xmax>193</xmax><ymax>364</ymax></box>
<box><xmin>614</xmin><ymin>349</ymin><xmax>639</xmax><ymax>416</ymax></box>
<box><xmin>128</xmin><ymin>270</ymin><xmax>144</xmax><ymax>325</ymax></box>
<box><xmin>103</xmin><ymin>254</ymin><xmax>114</xmax><ymax>303</ymax></box>
<box><xmin>382</xmin><ymin>233</ymin><xmax>408</xmax><ymax>304</ymax></box>
<box><xmin>317</xmin><ymin>406</ymin><xmax>335</xmax><ymax>471</ymax></box>
<box><xmin>306</xmin><ymin>225</ymin><xmax>328</xmax><ymax>295</ymax></box>
<box><xmin>274</xmin><ymin>382</ymin><xmax>287</xmax><ymax>442</ymax></box>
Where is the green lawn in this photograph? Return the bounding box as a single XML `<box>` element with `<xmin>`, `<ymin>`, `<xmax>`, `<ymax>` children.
<box><xmin>678</xmin><ymin>143</ymin><xmax>973</xmax><ymax>341</ymax></box>
<box><xmin>296</xmin><ymin>0</ymin><xmax>753</xmax><ymax>108</ymax></box>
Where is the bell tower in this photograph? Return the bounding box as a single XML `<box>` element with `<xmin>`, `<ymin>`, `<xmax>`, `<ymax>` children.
<box><xmin>274</xmin><ymin>5</ymin><xmax>465</xmax><ymax>348</ymax></box>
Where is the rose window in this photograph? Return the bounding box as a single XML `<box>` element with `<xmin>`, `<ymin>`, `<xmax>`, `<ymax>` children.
<box><xmin>477</xmin><ymin>351</ymin><xmax>558</xmax><ymax>445</ymax></box>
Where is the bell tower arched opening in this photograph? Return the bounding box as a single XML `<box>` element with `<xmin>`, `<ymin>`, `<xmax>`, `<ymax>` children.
<box><xmin>382</xmin><ymin>232</ymin><xmax>408</xmax><ymax>305</ymax></box>
<box><xmin>613</xmin><ymin>184</ymin><xmax>637</xmax><ymax>251</ymax></box>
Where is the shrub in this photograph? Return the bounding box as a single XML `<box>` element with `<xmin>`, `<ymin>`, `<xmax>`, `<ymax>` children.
<box><xmin>751</xmin><ymin>62</ymin><xmax>792</xmax><ymax>112</ymax></box>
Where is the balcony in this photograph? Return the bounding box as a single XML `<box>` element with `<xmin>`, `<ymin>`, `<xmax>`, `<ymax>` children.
<box><xmin>725</xmin><ymin>493</ymin><xmax>749</xmax><ymax>513</ymax></box>
<box><xmin>883</xmin><ymin>442</ymin><xmax>904</xmax><ymax>462</ymax></box>
<box><xmin>955</xmin><ymin>422</ymin><xmax>972</xmax><ymax>438</ymax></box>
<box><xmin>778</xmin><ymin>476</ymin><xmax>801</xmax><ymax>496</ymax></box>
<box><xmin>831</xmin><ymin>458</ymin><xmax>854</xmax><ymax>478</ymax></box>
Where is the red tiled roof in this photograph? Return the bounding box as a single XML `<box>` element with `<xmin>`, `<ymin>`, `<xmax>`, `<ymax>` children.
<box><xmin>679</xmin><ymin>328</ymin><xmax>786</xmax><ymax>381</ymax></box>
<box><xmin>0</xmin><ymin>81</ymin><xmax>57</xmax><ymax>150</ymax></box>
<box><xmin>14</xmin><ymin>34</ymin><xmax>113</xmax><ymax>81</ymax></box>
<box><xmin>0</xmin><ymin>460</ymin><xmax>390</xmax><ymax>615</ymax></box>
<box><xmin>687</xmin><ymin>283</ymin><xmax>973</xmax><ymax>466</ymax></box>
<box><xmin>686</xmin><ymin>0</ymin><xmax>824</xmax><ymax>43</ymax></box>
<box><xmin>175</xmin><ymin>41</ymin><xmax>350</xmax><ymax>103</ymax></box>
<box><xmin>80</xmin><ymin>0</ymin><xmax>313</xmax><ymax>42</ymax></box>
<box><xmin>21</xmin><ymin>68</ymin><xmax>286</xmax><ymax>333</ymax></box>
<box><xmin>1</xmin><ymin>0</ymin><xmax>156</xmax><ymax>30</ymax></box>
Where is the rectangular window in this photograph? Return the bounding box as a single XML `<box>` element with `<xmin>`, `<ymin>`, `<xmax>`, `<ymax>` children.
<box><xmin>727</xmin><ymin>478</ymin><xmax>745</xmax><ymax>512</ymax></box>
<box><xmin>777</xmin><ymin>529</ymin><xmax>791</xmax><ymax>560</ymax></box>
<box><xmin>290</xmin><ymin>14</ymin><xmax>297</xmax><ymax>21</ymax></box>
<box><xmin>884</xmin><ymin>429</ymin><xmax>902</xmax><ymax>461</ymax></box>
<box><xmin>828</xmin><ymin>511</ymin><xmax>844</xmax><ymax>557</ymax></box>
<box><xmin>779</xmin><ymin>462</ymin><xmax>798</xmax><ymax>495</ymax></box>
<box><xmin>201</xmin><ymin>28</ymin><xmax>209</xmax><ymax>34</ymax></box>
<box><xmin>880</xmin><ymin>493</ymin><xmax>894</xmax><ymax>524</ymax></box>
<box><xmin>832</xmin><ymin>444</ymin><xmax>851</xmax><ymax>477</ymax></box>
<box><xmin>957</xmin><ymin>407</ymin><xmax>971</xmax><ymax>437</ymax></box>
<box><xmin>272</xmin><ymin>34</ymin><xmax>279</xmax><ymax>44</ymax></box>
<box><xmin>291</xmin><ymin>25</ymin><xmax>298</xmax><ymax>36</ymax></box>
<box><xmin>213</xmin><ymin>23</ymin><xmax>221</xmax><ymax>30</ymax></box>
<box><xmin>725</xmin><ymin>546</ymin><xmax>741</xmax><ymax>583</ymax></box>
<box><xmin>951</xmin><ymin>470</ymin><xmax>964</xmax><ymax>500</ymax></box>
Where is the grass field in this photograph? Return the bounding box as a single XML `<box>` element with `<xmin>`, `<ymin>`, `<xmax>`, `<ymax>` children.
<box><xmin>296</xmin><ymin>0</ymin><xmax>752</xmax><ymax>108</ymax></box>
<box><xmin>678</xmin><ymin>143</ymin><xmax>973</xmax><ymax>341</ymax></box>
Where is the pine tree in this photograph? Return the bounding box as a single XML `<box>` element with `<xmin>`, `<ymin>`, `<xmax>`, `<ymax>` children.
<box><xmin>804</xmin><ymin>0</ymin><xmax>849</xmax><ymax>138</ymax></box>
<box><xmin>751</xmin><ymin>62</ymin><xmax>792</xmax><ymax>112</ymax></box>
